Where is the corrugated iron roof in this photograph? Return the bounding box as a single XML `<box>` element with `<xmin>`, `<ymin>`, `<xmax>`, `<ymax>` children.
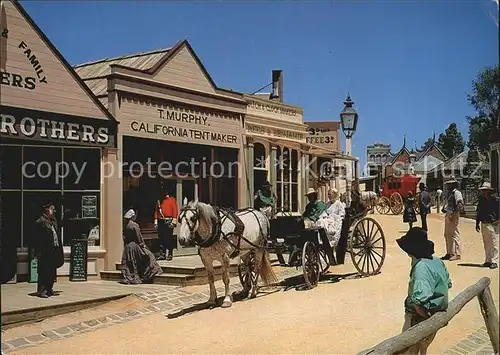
<box><xmin>74</xmin><ymin>48</ymin><xmax>171</xmax><ymax>79</ymax></box>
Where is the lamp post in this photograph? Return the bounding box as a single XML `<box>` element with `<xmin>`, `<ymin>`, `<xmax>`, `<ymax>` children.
<box><xmin>340</xmin><ymin>94</ymin><xmax>359</xmax><ymax>207</ymax></box>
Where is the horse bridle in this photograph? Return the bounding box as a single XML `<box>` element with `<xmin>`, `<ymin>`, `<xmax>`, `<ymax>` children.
<box><xmin>178</xmin><ymin>207</ymin><xmax>199</xmax><ymax>234</ymax></box>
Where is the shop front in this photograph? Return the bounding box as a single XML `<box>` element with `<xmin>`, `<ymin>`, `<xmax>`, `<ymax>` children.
<box><xmin>0</xmin><ymin>0</ymin><xmax>117</xmax><ymax>281</ymax></box>
<box><xmin>75</xmin><ymin>40</ymin><xmax>246</xmax><ymax>264</ymax></box>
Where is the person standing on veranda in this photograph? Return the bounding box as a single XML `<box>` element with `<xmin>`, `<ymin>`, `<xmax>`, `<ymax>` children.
<box><xmin>441</xmin><ymin>177</ymin><xmax>464</xmax><ymax>261</ymax></box>
<box><xmin>419</xmin><ymin>183</ymin><xmax>431</xmax><ymax>231</ymax></box>
<box><xmin>475</xmin><ymin>182</ymin><xmax>499</xmax><ymax>269</ymax></box>
<box><xmin>154</xmin><ymin>190</ymin><xmax>178</xmax><ymax>261</ymax></box>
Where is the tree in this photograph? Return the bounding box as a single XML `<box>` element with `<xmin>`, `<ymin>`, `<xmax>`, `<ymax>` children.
<box><xmin>437</xmin><ymin>123</ymin><xmax>465</xmax><ymax>159</ymax></box>
<box><xmin>420</xmin><ymin>137</ymin><xmax>434</xmax><ymax>151</ymax></box>
<box><xmin>467</xmin><ymin>65</ymin><xmax>500</xmax><ymax>153</ymax></box>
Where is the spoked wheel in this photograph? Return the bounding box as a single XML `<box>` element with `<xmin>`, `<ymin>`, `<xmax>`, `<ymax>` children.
<box><xmin>349</xmin><ymin>217</ymin><xmax>386</xmax><ymax>277</ymax></box>
<box><xmin>390</xmin><ymin>192</ymin><xmax>404</xmax><ymax>215</ymax></box>
<box><xmin>318</xmin><ymin>249</ymin><xmax>330</xmax><ymax>274</ymax></box>
<box><xmin>376</xmin><ymin>196</ymin><xmax>391</xmax><ymax>215</ymax></box>
<box><xmin>302</xmin><ymin>241</ymin><xmax>320</xmax><ymax>288</ymax></box>
<box><xmin>238</xmin><ymin>252</ymin><xmax>257</xmax><ymax>293</ymax></box>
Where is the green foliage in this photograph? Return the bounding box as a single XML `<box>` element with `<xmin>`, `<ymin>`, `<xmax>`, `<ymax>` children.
<box><xmin>462</xmin><ymin>149</ymin><xmax>483</xmax><ymax>189</ymax></box>
<box><xmin>420</xmin><ymin>137</ymin><xmax>434</xmax><ymax>151</ymax></box>
<box><xmin>437</xmin><ymin>123</ymin><xmax>465</xmax><ymax>159</ymax></box>
<box><xmin>467</xmin><ymin>65</ymin><xmax>500</xmax><ymax>152</ymax></box>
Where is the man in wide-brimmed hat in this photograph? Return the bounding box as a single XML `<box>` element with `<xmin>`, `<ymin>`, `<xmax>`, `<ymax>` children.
<box><xmin>254</xmin><ymin>181</ymin><xmax>277</xmax><ymax>219</ymax></box>
<box><xmin>397</xmin><ymin>227</ymin><xmax>452</xmax><ymax>354</ymax></box>
<box><xmin>476</xmin><ymin>182</ymin><xmax>499</xmax><ymax>269</ymax></box>
<box><xmin>441</xmin><ymin>176</ymin><xmax>464</xmax><ymax>261</ymax></box>
<box><xmin>302</xmin><ymin>188</ymin><xmax>326</xmax><ymax>228</ymax></box>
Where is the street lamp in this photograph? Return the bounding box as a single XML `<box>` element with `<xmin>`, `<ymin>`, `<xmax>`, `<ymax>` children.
<box><xmin>340</xmin><ymin>94</ymin><xmax>359</xmax><ymax>207</ymax></box>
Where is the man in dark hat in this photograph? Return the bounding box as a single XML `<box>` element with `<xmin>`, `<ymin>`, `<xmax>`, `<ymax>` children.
<box><xmin>396</xmin><ymin>227</ymin><xmax>452</xmax><ymax>354</ymax></box>
<box><xmin>34</xmin><ymin>203</ymin><xmax>64</xmax><ymax>298</ymax></box>
<box><xmin>418</xmin><ymin>182</ymin><xmax>431</xmax><ymax>231</ymax></box>
<box><xmin>154</xmin><ymin>190</ymin><xmax>178</xmax><ymax>261</ymax></box>
<box><xmin>254</xmin><ymin>181</ymin><xmax>276</xmax><ymax>218</ymax></box>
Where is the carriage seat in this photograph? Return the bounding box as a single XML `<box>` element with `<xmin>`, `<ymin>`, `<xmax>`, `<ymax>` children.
<box><xmin>270</xmin><ymin>215</ymin><xmax>305</xmax><ymax>239</ymax></box>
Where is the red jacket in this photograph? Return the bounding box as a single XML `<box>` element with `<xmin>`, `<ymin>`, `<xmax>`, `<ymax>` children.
<box><xmin>154</xmin><ymin>197</ymin><xmax>178</xmax><ymax>220</ymax></box>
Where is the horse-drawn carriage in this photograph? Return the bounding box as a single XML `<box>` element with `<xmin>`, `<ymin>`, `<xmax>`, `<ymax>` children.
<box><xmin>261</xmin><ymin>204</ymin><xmax>386</xmax><ymax>288</ymax></box>
<box><xmin>376</xmin><ymin>174</ymin><xmax>421</xmax><ymax>215</ymax></box>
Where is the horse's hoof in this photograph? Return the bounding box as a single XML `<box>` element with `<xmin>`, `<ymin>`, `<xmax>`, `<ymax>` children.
<box><xmin>221</xmin><ymin>300</ymin><xmax>232</xmax><ymax>308</ymax></box>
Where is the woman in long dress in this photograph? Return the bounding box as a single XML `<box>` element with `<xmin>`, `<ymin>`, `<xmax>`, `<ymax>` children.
<box><xmin>315</xmin><ymin>188</ymin><xmax>346</xmax><ymax>248</ymax></box>
<box><xmin>403</xmin><ymin>191</ymin><xmax>418</xmax><ymax>230</ymax></box>
<box><xmin>121</xmin><ymin>209</ymin><xmax>163</xmax><ymax>284</ymax></box>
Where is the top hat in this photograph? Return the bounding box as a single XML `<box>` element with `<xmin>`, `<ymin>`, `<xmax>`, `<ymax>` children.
<box><xmin>262</xmin><ymin>181</ymin><xmax>272</xmax><ymax>187</ymax></box>
<box><xmin>479</xmin><ymin>182</ymin><xmax>493</xmax><ymax>190</ymax></box>
<box><xmin>419</xmin><ymin>182</ymin><xmax>426</xmax><ymax>189</ymax></box>
<box><xmin>305</xmin><ymin>188</ymin><xmax>317</xmax><ymax>196</ymax></box>
<box><xmin>396</xmin><ymin>227</ymin><xmax>434</xmax><ymax>259</ymax></box>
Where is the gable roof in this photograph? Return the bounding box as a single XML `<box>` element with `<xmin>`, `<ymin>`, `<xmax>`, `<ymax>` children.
<box><xmin>9</xmin><ymin>0</ymin><xmax>116</xmax><ymax>122</ymax></box>
<box><xmin>74</xmin><ymin>39</ymin><xmax>237</xmax><ymax>95</ymax></box>
<box><xmin>416</xmin><ymin>141</ymin><xmax>447</xmax><ymax>161</ymax></box>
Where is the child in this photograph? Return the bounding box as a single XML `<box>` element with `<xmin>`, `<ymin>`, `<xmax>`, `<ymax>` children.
<box><xmin>396</xmin><ymin>227</ymin><xmax>452</xmax><ymax>354</ymax></box>
<box><xmin>403</xmin><ymin>191</ymin><xmax>418</xmax><ymax>230</ymax></box>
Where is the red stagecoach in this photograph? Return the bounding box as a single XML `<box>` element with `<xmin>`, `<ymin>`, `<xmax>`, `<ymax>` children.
<box><xmin>376</xmin><ymin>174</ymin><xmax>421</xmax><ymax>215</ymax></box>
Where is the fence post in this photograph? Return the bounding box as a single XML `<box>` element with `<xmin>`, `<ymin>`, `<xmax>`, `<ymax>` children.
<box><xmin>477</xmin><ymin>286</ymin><xmax>499</xmax><ymax>354</ymax></box>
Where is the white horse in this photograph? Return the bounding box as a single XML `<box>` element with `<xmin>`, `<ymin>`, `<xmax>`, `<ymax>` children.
<box><xmin>177</xmin><ymin>200</ymin><xmax>278</xmax><ymax>308</ymax></box>
<box><xmin>359</xmin><ymin>191</ymin><xmax>378</xmax><ymax>213</ymax></box>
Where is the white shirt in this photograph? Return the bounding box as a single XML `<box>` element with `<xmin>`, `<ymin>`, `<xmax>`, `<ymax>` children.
<box><xmin>445</xmin><ymin>189</ymin><xmax>463</xmax><ymax>214</ymax></box>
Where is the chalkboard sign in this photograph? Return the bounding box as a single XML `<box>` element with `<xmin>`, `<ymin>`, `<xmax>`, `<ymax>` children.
<box><xmin>69</xmin><ymin>235</ymin><xmax>88</xmax><ymax>281</ymax></box>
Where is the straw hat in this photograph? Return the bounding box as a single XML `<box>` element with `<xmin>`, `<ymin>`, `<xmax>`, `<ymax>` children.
<box><xmin>305</xmin><ymin>188</ymin><xmax>317</xmax><ymax>196</ymax></box>
<box><xmin>444</xmin><ymin>176</ymin><xmax>458</xmax><ymax>184</ymax></box>
<box><xmin>479</xmin><ymin>182</ymin><xmax>493</xmax><ymax>190</ymax></box>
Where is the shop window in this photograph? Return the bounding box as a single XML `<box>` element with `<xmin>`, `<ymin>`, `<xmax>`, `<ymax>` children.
<box><xmin>276</xmin><ymin>147</ymin><xmax>299</xmax><ymax>213</ymax></box>
<box><xmin>63</xmin><ymin>148</ymin><xmax>100</xmax><ymax>191</ymax></box>
<box><xmin>22</xmin><ymin>191</ymin><xmax>62</xmax><ymax>248</ymax></box>
<box><xmin>62</xmin><ymin>192</ymin><xmax>100</xmax><ymax>246</ymax></box>
<box><xmin>254</xmin><ymin>143</ymin><xmax>266</xmax><ymax>168</ymax></box>
<box><xmin>1</xmin><ymin>191</ymin><xmax>21</xmax><ymax>247</ymax></box>
<box><xmin>0</xmin><ymin>145</ymin><xmax>22</xmax><ymax>189</ymax></box>
<box><xmin>23</xmin><ymin>147</ymin><xmax>62</xmax><ymax>190</ymax></box>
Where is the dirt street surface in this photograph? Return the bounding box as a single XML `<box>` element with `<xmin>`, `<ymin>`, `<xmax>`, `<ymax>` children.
<box><xmin>8</xmin><ymin>214</ymin><xmax>499</xmax><ymax>354</ymax></box>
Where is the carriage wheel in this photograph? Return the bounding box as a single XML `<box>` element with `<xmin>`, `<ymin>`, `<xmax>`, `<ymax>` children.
<box><xmin>349</xmin><ymin>217</ymin><xmax>386</xmax><ymax>277</ymax></box>
<box><xmin>238</xmin><ymin>252</ymin><xmax>257</xmax><ymax>293</ymax></box>
<box><xmin>415</xmin><ymin>192</ymin><xmax>421</xmax><ymax>214</ymax></box>
<box><xmin>318</xmin><ymin>249</ymin><xmax>330</xmax><ymax>274</ymax></box>
<box><xmin>375</xmin><ymin>197</ymin><xmax>391</xmax><ymax>215</ymax></box>
<box><xmin>390</xmin><ymin>192</ymin><xmax>404</xmax><ymax>215</ymax></box>
<box><xmin>302</xmin><ymin>241</ymin><xmax>320</xmax><ymax>288</ymax></box>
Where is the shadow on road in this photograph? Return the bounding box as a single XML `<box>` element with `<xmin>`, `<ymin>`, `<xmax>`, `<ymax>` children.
<box><xmin>457</xmin><ymin>263</ymin><xmax>486</xmax><ymax>268</ymax></box>
<box><xmin>280</xmin><ymin>272</ymin><xmax>359</xmax><ymax>292</ymax></box>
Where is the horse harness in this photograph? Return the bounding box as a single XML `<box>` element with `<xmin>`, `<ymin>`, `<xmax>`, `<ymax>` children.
<box><xmin>179</xmin><ymin>206</ymin><xmax>267</xmax><ymax>258</ymax></box>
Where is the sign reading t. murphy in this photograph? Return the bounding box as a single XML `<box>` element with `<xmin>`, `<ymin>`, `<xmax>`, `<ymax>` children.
<box><xmin>0</xmin><ymin>106</ymin><xmax>116</xmax><ymax>147</ymax></box>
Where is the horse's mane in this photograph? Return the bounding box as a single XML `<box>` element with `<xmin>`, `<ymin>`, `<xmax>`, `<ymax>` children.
<box><xmin>187</xmin><ymin>201</ymin><xmax>216</xmax><ymax>234</ymax></box>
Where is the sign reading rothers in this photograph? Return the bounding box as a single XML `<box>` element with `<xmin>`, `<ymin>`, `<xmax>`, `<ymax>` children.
<box><xmin>305</xmin><ymin>121</ymin><xmax>340</xmax><ymax>152</ymax></box>
<box><xmin>123</xmin><ymin>98</ymin><xmax>241</xmax><ymax>148</ymax></box>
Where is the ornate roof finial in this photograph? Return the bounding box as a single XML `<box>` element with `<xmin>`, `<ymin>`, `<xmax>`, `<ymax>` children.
<box><xmin>432</xmin><ymin>130</ymin><xmax>436</xmax><ymax>142</ymax></box>
<box><xmin>403</xmin><ymin>135</ymin><xmax>406</xmax><ymax>148</ymax></box>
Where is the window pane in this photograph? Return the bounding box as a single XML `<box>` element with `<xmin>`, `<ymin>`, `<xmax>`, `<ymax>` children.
<box><xmin>1</xmin><ymin>191</ymin><xmax>21</xmax><ymax>247</ymax></box>
<box><xmin>283</xmin><ymin>183</ymin><xmax>290</xmax><ymax>211</ymax></box>
<box><xmin>0</xmin><ymin>145</ymin><xmax>22</xmax><ymax>189</ymax></box>
<box><xmin>22</xmin><ymin>191</ymin><xmax>62</xmax><ymax>248</ymax></box>
<box><xmin>254</xmin><ymin>143</ymin><xmax>266</xmax><ymax>168</ymax></box>
<box><xmin>276</xmin><ymin>146</ymin><xmax>282</xmax><ymax>181</ymax></box>
<box><xmin>23</xmin><ymin>147</ymin><xmax>62</xmax><ymax>190</ymax></box>
<box><xmin>291</xmin><ymin>149</ymin><xmax>298</xmax><ymax>171</ymax></box>
<box><xmin>216</xmin><ymin>177</ymin><xmax>236</xmax><ymax>209</ymax></box>
<box><xmin>63</xmin><ymin>148</ymin><xmax>100</xmax><ymax>191</ymax></box>
<box><xmin>62</xmin><ymin>192</ymin><xmax>100</xmax><ymax>246</ymax></box>
<box><xmin>291</xmin><ymin>183</ymin><xmax>298</xmax><ymax>212</ymax></box>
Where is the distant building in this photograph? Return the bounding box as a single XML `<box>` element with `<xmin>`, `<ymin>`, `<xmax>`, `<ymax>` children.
<box><xmin>366</xmin><ymin>142</ymin><xmax>392</xmax><ymax>187</ymax></box>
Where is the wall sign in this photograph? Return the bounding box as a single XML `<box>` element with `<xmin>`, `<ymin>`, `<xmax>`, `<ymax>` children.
<box><xmin>81</xmin><ymin>195</ymin><xmax>97</xmax><ymax>219</ymax></box>
<box><xmin>246</xmin><ymin>123</ymin><xmax>305</xmax><ymax>141</ymax></box>
<box><xmin>247</xmin><ymin>100</ymin><xmax>298</xmax><ymax>117</ymax></box>
<box><xmin>0</xmin><ymin>105</ymin><xmax>115</xmax><ymax>147</ymax></box>
<box><xmin>305</xmin><ymin>121</ymin><xmax>340</xmax><ymax>152</ymax></box>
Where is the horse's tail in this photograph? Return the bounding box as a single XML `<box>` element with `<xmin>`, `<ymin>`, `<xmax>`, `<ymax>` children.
<box><xmin>259</xmin><ymin>250</ymin><xmax>278</xmax><ymax>286</ymax></box>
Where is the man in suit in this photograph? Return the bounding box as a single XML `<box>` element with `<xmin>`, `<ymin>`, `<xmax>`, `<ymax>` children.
<box><xmin>34</xmin><ymin>203</ymin><xmax>64</xmax><ymax>298</ymax></box>
<box><xmin>419</xmin><ymin>182</ymin><xmax>431</xmax><ymax>231</ymax></box>
<box><xmin>154</xmin><ymin>191</ymin><xmax>178</xmax><ymax>261</ymax></box>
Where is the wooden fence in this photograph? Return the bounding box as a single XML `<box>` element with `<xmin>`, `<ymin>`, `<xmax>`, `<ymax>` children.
<box><xmin>358</xmin><ymin>277</ymin><xmax>499</xmax><ymax>355</ymax></box>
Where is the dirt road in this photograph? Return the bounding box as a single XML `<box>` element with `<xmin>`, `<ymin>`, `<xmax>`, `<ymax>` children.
<box><xmin>10</xmin><ymin>214</ymin><xmax>499</xmax><ymax>354</ymax></box>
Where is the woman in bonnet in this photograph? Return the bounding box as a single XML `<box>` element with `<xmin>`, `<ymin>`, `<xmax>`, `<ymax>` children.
<box><xmin>121</xmin><ymin>209</ymin><xmax>162</xmax><ymax>284</ymax></box>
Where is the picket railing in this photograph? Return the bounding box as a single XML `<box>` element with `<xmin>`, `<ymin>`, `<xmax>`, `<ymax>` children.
<box><xmin>357</xmin><ymin>277</ymin><xmax>499</xmax><ymax>355</ymax></box>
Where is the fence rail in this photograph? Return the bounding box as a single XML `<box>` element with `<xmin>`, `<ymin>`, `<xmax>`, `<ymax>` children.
<box><xmin>357</xmin><ymin>277</ymin><xmax>499</xmax><ymax>355</ymax></box>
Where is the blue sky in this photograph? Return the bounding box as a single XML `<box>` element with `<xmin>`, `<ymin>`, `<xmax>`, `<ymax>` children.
<box><xmin>21</xmin><ymin>0</ymin><xmax>498</xmax><ymax>167</ymax></box>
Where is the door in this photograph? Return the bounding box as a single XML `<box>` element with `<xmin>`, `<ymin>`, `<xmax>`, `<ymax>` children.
<box><xmin>174</xmin><ymin>179</ymin><xmax>198</xmax><ymax>256</ymax></box>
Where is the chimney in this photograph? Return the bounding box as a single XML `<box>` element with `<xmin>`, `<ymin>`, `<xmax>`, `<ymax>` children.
<box><xmin>271</xmin><ymin>70</ymin><xmax>283</xmax><ymax>103</ymax></box>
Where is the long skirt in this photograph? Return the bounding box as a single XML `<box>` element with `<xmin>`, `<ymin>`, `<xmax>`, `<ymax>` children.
<box><xmin>403</xmin><ymin>207</ymin><xmax>417</xmax><ymax>223</ymax></box>
<box><xmin>315</xmin><ymin>215</ymin><xmax>343</xmax><ymax>247</ymax></box>
<box><xmin>121</xmin><ymin>242</ymin><xmax>163</xmax><ymax>284</ymax></box>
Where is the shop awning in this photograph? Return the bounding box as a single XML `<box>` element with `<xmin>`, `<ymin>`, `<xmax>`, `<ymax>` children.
<box><xmin>244</xmin><ymin>132</ymin><xmax>359</xmax><ymax>162</ymax></box>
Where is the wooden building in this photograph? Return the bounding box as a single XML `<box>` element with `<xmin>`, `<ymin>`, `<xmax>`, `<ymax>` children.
<box><xmin>0</xmin><ymin>0</ymin><xmax>117</xmax><ymax>281</ymax></box>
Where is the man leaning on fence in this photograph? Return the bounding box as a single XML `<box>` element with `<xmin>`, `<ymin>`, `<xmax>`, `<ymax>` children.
<box><xmin>396</xmin><ymin>227</ymin><xmax>452</xmax><ymax>355</ymax></box>
<box><xmin>476</xmin><ymin>182</ymin><xmax>499</xmax><ymax>269</ymax></box>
